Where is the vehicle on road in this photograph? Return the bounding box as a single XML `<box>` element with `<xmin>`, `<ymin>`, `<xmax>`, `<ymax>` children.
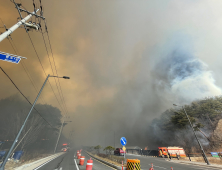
<box><xmin>158</xmin><ymin>147</ymin><xmax>186</xmax><ymax>158</ymax></box>
<box><xmin>61</xmin><ymin>148</ymin><xmax>67</xmax><ymax>152</ymax></box>
<box><xmin>114</xmin><ymin>148</ymin><xmax>126</xmax><ymax>156</ymax></box>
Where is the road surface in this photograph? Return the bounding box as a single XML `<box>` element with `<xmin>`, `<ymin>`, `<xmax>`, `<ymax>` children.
<box><xmin>21</xmin><ymin>150</ymin><xmax>222</xmax><ymax>170</ymax></box>
<box><xmin>32</xmin><ymin>150</ymin><xmax>116</xmax><ymax>170</ymax></box>
<box><xmin>126</xmin><ymin>154</ymin><xmax>222</xmax><ymax>170</ymax></box>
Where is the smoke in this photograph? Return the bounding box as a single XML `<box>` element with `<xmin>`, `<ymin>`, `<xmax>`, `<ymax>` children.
<box><xmin>1</xmin><ymin>0</ymin><xmax>222</xmax><ymax>150</ymax></box>
<box><xmin>153</xmin><ymin>42</ymin><xmax>222</xmax><ymax>104</ymax></box>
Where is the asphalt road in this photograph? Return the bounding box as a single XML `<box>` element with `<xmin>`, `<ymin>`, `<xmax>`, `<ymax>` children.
<box><xmin>126</xmin><ymin>154</ymin><xmax>222</xmax><ymax>170</ymax></box>
<box><xmin>33</xmin><ymin>150</ymin><xmax>116</xmax><ymax>170</ymax></box>
<box><xmin>34</xmin><ymin>151</ymin><xmax>77</xmax><ymax>170</ymax></box>
<box><xmin>28</xmin><ymin>150</ymin><xmax>222</xmax><ymax>170</ymax></box>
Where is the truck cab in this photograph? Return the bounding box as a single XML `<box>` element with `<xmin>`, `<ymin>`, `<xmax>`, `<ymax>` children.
<box><xmin>114</xmin><ymin>148</ymin><xmax>126</xmax><ymax>156</ymax></box>
<box><xmin>158</xmin><ymin>147</ymin><xmax>168</xmax><ymax>157</ymax></box>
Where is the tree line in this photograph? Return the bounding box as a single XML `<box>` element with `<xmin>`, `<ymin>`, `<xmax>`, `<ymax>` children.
<box><xmin>0</xmin><ymin>95</ymin><xmax>64</xmax><ymax>156</ymax></box>
<box><xmin>148</xmin><ymin>96</ymin><xmax>222</xmax><ymax>153</ymax></box>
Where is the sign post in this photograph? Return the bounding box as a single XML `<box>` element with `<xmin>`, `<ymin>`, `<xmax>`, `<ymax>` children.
<box><xmin>120</xmin><ymin>137</ymin><xmax>127</xmax><ymax>159</ymax></box>
<box><xmin>0</xmin><ymin>51</ymin><xmax>26</xmax><ymax>64</ymax></box>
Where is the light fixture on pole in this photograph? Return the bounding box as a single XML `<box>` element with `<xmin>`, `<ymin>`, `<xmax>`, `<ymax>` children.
<box><xmin>173</xmin><ymin>104</ymin><xmax>210</xmax><ymax>165</ymax></box>
<box><xmin>0</xmin><ymin>74</ymin><xmax>70</xmax><ymax>170</ymax></box>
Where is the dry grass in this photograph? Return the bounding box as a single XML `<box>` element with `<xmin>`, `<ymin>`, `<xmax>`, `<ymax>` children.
<box><xmin>88</xmin><ymin>152</ymin><xmax>127</xmax><ymax>167</ymax></box>
<box><xmin>180</xmin><ymin>157</ymin><xmax>222</xmax><ymax>165</ymax></box>
<box><xmin>5</xmin><ymin>152</ymin><xmax>52</xmax><ymax>170</ymax></box>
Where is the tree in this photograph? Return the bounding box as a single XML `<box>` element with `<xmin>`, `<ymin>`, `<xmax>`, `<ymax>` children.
<box><xmin>104</xmin><ymin>146</ymin><xmax>115</xmax><ymax>155</ymax></box>
<box><xmin>94</xmin><ymin>145</ymin><xmax>102</xmax><ymax>153</ymax></box>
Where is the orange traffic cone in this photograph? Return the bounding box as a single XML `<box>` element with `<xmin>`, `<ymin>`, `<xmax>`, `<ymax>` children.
<box><xmin>149</xmin><ymin>163</ymin><xmax>154</xmax><ymax>170</ymax></box>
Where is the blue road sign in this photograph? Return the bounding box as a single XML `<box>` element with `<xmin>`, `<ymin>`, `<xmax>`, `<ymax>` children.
<box><xmin>120</xmin><ymin>137</ymin><xmax>127</xmax><ymax>146</ymax></box>
<box><xmin>0</xmin><ymin>51</ymin><xmax>22</xmax><ymax>64</ymax></box>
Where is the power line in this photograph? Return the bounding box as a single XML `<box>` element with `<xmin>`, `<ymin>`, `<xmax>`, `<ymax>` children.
<box><xmin>39</xmin><ymin>28</ymin><xmax>67</xmax><ymax>116</ymax></box>
<box><xmin>8</xmin><ymin>38</ymin><xmax>59</xmax><ymax>121</ymax></box>
<box><xmin>26</xmin><ymin>32</ymin><xmax>66</xmax><ymax>115</ymax></box>
<box><xmin>44</xmin><ymin>21</ymin><xmax>69</xmax><ymax>117</ymax></box>
<box><xmin>0</xmin><ymin>67</ymin><xmax>53</xmax><ymax>128</ymax></box>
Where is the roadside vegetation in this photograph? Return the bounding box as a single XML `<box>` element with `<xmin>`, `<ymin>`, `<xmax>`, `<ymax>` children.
<box><xmin>149</xmin><ymin>96</ymin><xmax>222</xmax><ymax>153</ymax></box>
<box><xmin>87</xmin><ymin>145</ymin><xmax>126</xmax><ymax>166</ymax></box>
<box><xmin>0</xmin><ymin>95</ymin><xmax>65</xmax><ymax>163</ymax></box>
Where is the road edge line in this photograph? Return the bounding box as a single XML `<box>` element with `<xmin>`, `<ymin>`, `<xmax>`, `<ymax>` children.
<box><xmin>74</xmin><ymin>159</ymin><xmax>79</xmax><ymax>170</ymax></box>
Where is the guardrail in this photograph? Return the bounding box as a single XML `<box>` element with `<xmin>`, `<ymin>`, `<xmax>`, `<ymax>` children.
<box><xmin>126</xmin><ymin>149</ymin><xmax>158</xmax><ymax>156</ymax></box>
<box><xmin>126</xmin><ymin>149</ymin><xmax>222</xmax><ymax>159</ymax></box>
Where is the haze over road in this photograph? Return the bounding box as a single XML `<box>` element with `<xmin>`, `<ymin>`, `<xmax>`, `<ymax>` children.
<box><xmin>17</xmin><ymin>150</ymin><xmax>222</xmax><ymax>170</ymax></box>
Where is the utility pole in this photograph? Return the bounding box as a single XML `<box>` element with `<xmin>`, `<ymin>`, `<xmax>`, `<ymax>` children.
<box><xmin>0</xmin><ymin>75</ymin><xmax>49</xmax><ymax>170</ymax></box>
<box><xmin>0</xmin><ymin>10</ymin><xmax>37</xmax><ymax>42</ymax></box>
<box><xmin>0</xmin><ymin>75</ymin><xmax>69</xmax><ymax>170</ymax></box>
<box><xmin>173</xmin><ymin>104</ymin><xmax>210</xmax><ymax>165</ymax></box>
<box><xmin>54</xmin><ymin>119</ymin><xmax>72</xmax><ymax>153</ymax></box>
<box><xmin>54</xmin><ymin>119</ymin><xmax>65</xmax><ymax>154</ymax></box>
<box><xmin>114</xmin><ymin>131</ymin><xmax>115</xmax><ymax>148</ymax></box>
<box><xmin>0</xmin><ymin>0</ymin><xmax>45</xmax><ymax>43</ymax></box>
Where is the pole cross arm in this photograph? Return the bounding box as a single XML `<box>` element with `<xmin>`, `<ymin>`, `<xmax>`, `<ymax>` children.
<box><xmin>0</xmin><ymin>11</ymin><xmax>36</xmax><ymax>42</ymax></box>
<box><xmin>18</xmin><ymin>8</ymin><xmax>45</xmax><ymax>20</ymax></box>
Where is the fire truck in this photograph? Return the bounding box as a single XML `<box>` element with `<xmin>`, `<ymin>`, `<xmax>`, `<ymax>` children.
<box><xmin>158</xmin><ymin>147</ymin><xmax>186</xmax><ymax>158</ymax></box>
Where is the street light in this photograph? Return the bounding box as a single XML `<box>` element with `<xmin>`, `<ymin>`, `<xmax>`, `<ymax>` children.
<box><xmin>54</xmin><ymin>119</ymin><xmax>72</xmax><ymax>153</ymax></box>
<box><xmin>50</xmin><ymin>75</ymin><xmax>70</xmax><ymax>79</ymax></box>
<box><xmin>173</xmin><ymin>104</ymin><xmax>210</xmax><ymax>165</ymax></box>
<box><xmin>0</xmin><ymin>74</ymin><xmax>70</xmax><ymax>170</ymax></box>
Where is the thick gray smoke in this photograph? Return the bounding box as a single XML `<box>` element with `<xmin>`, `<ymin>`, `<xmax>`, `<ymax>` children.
<box><xmin>147</xmin><ymin>42</ymin><xmax>222</xmax><ymax>149</ymax></box>
<box><xmin>1</xmin><ymin>0</ymin><xmax>222</xmax><ymax>150</ymax></box>
<box><xmin>153</xmin><ymin>43</ymin><xmax>222</xmax><ymax>105</ymax></box>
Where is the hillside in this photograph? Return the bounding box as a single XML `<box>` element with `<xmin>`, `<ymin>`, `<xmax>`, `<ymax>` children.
<box><xmin>148</xmin><ymin>96</ymin><xmax>222</xmax><ymax>153</ymax></box>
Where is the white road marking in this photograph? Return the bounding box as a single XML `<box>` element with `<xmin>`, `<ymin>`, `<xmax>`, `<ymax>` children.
<box><xmin>149</xmin><ymin>164</ymin><xmax>166</xmax><ymax>169</ymax></box>
<box><xmin>74</xmin><ymin>159</ymin><xmax>79</xmax><ymax>170</ymax></box>
<box><xmin>59</xmin><ymin>167</ymin><xmax>62</xmax><ymax>170</ymax></box>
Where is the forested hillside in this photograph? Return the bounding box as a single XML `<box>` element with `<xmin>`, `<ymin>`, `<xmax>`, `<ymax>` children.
<box><xmin>148</xmin><ymin>96</ymin><xmax>222</xmax><ymax>153</ymax></box>
<box><xmin>0</xmin><ymin>95</ymin><xmax>64</xmax><ymax>156</ymax></box>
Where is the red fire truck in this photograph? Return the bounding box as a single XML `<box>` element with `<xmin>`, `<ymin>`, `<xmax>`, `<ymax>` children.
<box><xmin>158</xmin><ymin>147</ymin><xmax>186</xmax><ymax>158</ymax></box>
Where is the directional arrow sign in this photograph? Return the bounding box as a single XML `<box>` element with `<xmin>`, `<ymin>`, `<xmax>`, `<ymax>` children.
<box><xmin>120</xmin><ymin>137</ymin><xmax>127</xmax><ymax>146</ymax></box>
<box><xmin>0</xmin><ymin>51</ymin><xmax>26</xmax><ymax>64</ymax></box>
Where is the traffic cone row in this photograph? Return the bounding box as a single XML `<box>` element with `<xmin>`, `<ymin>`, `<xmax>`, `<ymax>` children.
<box><xmin>75</xmin><ymin>150</ymin><xmax>93</xmax><ymax>170</ymax></box>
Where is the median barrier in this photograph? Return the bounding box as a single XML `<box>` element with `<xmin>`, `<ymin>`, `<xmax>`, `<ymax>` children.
<box><xmin>127</xmin><ymin>159</ymin><xmax>140</xmax><ymax>170</ymax></box>
<box><xmin>86</xmin><ymin>151</ymin><xmax>126</xmax><ymax>170</ymax></box>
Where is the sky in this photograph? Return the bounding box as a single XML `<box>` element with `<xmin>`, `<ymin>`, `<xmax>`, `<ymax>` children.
<box><xmin>1</xmin><ymin>0</ymin><xmax>222</xmax><ymax>148</ymax></box>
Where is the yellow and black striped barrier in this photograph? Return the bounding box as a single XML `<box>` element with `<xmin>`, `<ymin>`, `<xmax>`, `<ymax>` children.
<box><xmin>127</xmin><ymin>159</ymin><xmax>140</xmax><ymax>170</ymax></box>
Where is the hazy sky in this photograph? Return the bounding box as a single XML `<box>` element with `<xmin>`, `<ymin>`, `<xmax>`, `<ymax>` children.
<box><xmin>1</xmin><ymin>0</ymin><xmax>222</xmax><ymax>148</ymax></box>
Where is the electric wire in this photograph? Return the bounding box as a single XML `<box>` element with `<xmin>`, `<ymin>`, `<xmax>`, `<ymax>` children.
<box><xmin>8</xmin><ymin>38</ymin><xmax>59</xmax><ymax>122</ymax></box>
<box><xmin>43</xmin><ymin>19</ymin><xmax>69</xmax><ymax>116</ymax></box>
<box><xmin>11</xmin><ymin>0</ymin><xmax>68</xmax><ymax>116</ymax></box>
<box><xmin>45</xmin><ymin>30</ymin><xmax>69</xmax><ymax>117</ymax></box>
<box><xmin>0</xmin><ymin>67</ymin><xmax>53</xmax><ymax>128</ymax></box>
<box><xmin>40</xmin><ymin>27</ymin><xmax>68</xmax><ymax>116</ymax></box>
<box><xmin>26</xmin><ymin>32</ymin><xmax>66</xmax><ymax>115</ymax></box>
<box><xmin>9</xmin><ymin>0</ymin><xmax>68</xmax><ymax>118</ymax></box>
